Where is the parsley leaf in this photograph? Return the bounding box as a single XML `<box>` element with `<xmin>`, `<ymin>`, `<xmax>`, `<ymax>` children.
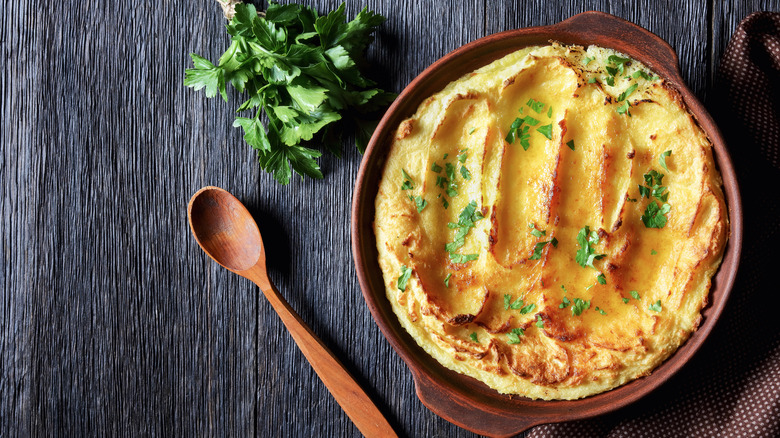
<box><xmin>595</xmin><ymin>306</ymin><xmax>607</xmax><ymax>315</ymax></box>
<box><xmin>469</xmin><ymin>332</ymin><xmax>479</xmax><ymax>343</ymax></box>
<box><xmin>397</xmin><ymin>265</ymin><xmax>412</xmax><ymax>291</ymax></box>
<box><xmin>642</xmin><ymin>201</ymin><xmax>671</xmax><ymax>228</ymax></box>
<box><xmin>583</xmin><ymin>56</ymin><xmax>594</xmax><ymax>65</ymax></box>
<box><xmin>630</xmin><ymin>290</ymin><xmax>640</xmax><ymax>300</ymax></box>
<box><xmin>506</xmin><ymin>328</ymin><xmax>524</xmax><ymax>344</ymax></box>
<box><xmin>617</xmin><ymin>83</ymin><xmax>638</xmax><ymax>102</ymax></box>
<box><xmin>575</xmin><ymin>226</ymin><xmax>605</xmax><ymax>268</ymax></box>
<box><xmin>431</xmin><ymin>162</ymin><xmax>443</xmax><ymax>173</ymax></box>
<box><xmin>649</xmin><ymin>300</ymin><xmax>663</xmax><ymax>312</ymax></box>
<box><xmin>460</xmin><ymin>165</ymin><xmax>471</xmax><ymax>180</ymax></box>
<box><xmin>445</xmin><ymin>163</ymin><xmax>458</xmax><ymax>197</ymax></box>
<box><xmin>412</xmin><ymin>195</ymin><xmax>427</xmax><ymax>212</ymax></box>
<box><xmin>401</xmin><ymin>169</ymin><xmax>414</xmax><ymax>190</ymax></box>
<box><xmin>659</xmin><ymin>150</ymin><xmax>672</xmax><ymax>170</ymax></box>
<box><xmin>468</xmin><ymin>127</ymin><xmax>476</xmax><ymax>135</ymax></box>
<box><xmin>449</xmin><ymin>253</ymin><xmax>479</xmax><ymax>264</ymax></box>
<box><xmin>445</xmin><ymin>201</ymin><xmax>484</xmax><ymax>252</ymax></box>
<box><xmin>529</xmin><ymin>238</ymin><xmax>557</xmax><ymax>260</ymax></box>
<box><xmin>504</xmin><ymin>295</ymin><xmax>524</xmax><ymax>310</ymax></box>
<box><xmin>185</xmin><ymin>2</ymin><xmax>395</xmax><ymax>184</ymax></box>
<box><xmin>444</xmin><ymin>273</ymin><xmax>452</xmax><ymax>287</ymax></box>
<box><xmin>520</xmin><ymin>303</ymin><xmax>536</xmax><ymax>314</ymax></box>
<box><xmin>527</xmin><ymin>98</ymin><xmax>546</xmax><ymax>113</ymax></box>
<box><xmin>617</xmin><ymin>100</ymin><xmax>631</xmax><ymax>116</ymax></box>
<box><xmin>622</xmin><ymin>297</ymin><xmax>630</xmax><ymax>303</ymax></box>
<box><xmin>597</xmin><ymin>273</ymin><xmax>607</xmax><ymax>285</ymax></box>
<box><xmin>537</xmin><ymin>124</ymin><xmax>553</xmax><ymax>140</ymax></box>
<box><xmin>530</xmin><ymin>228</ymin><xmax>545</xmax><ymax>238</ymax></box>
<box><xmin>559</xmin><ymin>296</ymin><xmax>571</xmax><ymax>309</ymax></box>
<box><xmin>457</xmin><ymin>151</ymin><xmax>468</xmax><ymax>163</ymax></box>
<box><xmin>566</xmin><ymin>139</ymin><xmax>575</xmax><ymax>151</ymax></box>
<box><xmin>571</xmin><ymin>298</ymin><xmax>591</xmax><ymax>316</ymax></box>
<box><xmin>651</xmin><ymin>249</ymin><xmax>658</xmax><ymax>255</ymax></box>
<box><xmin>536</xmin><ymin>315</ymin><xmax>544</xmax><ymax>328</ymax></box>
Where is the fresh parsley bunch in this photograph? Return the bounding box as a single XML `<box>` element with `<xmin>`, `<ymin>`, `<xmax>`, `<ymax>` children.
<box><xmin>185</xmin><ymin>2</ymin><xmax>395</xmax><ymax>184</ymax></box>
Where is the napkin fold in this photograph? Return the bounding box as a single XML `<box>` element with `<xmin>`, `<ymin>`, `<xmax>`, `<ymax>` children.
<box><xmin>528</xmin><ymin>12</ymin><xmax>780</xmax><ymax>438</ymax></box>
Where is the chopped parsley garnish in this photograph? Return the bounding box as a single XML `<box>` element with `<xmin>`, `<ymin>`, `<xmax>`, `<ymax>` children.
<box><xmin>412</xmin><ymin>195</ymin><xmax>427</xmax><ymax>212</ymax></box>
<box><xmin>632</xmin><ymin>70</ymin><xmax>659</xmax><ymax>81</ymax></box>
<box><xmin>640</xmin><ymin>170</ymin><xmax>669</xmax><ymax>202</ymax></box>
<box><xmin>651</xmin><ymin>249</ymin><xmax>658</xmax><ymax>255</ymax></box>
<box><xmin>583</xmin><ymin>56</ymin><xmax>594</xmax><ymax>65</ymax></box>
<box><xmin>457</xmin><ymin>150</ymin><xmax>468</xmax><ymax>163</ymax></box>
<box><xmin>617</xmin><ymin>83</ymin><xmax>638</xmax><ymax>102</ymax></box>
<box><xmin>566</xmin><ymin>139</ymin><xmax>575</xmax><ymax>150</ymax></box>
<box><xmin>529</xmin><ymin>237</ymin><xmax>558</xmax><ymax>260</ymax></box>
<box><xmin>441</xmin><ymin>198</ymin><xmax>449</xmax><ymax>209</ymax></box>
<box><xmin>587</xmin><ymin>77</ymin><xmax>598</xmax><ymax>84</ymax></box>
<box><xmin>506</xmin><ymin>328</ymin><xmax>524</xmax><ymax>344</ymax></box>
<box><xmin>520</xmin><ymin>303</ymin><xmax>536</xmax><ymax>314</ymax></box>
<box><xmin>571</xmin><ymin>298</ymin><xmax>591</xmax><ymax>316</ymax></box>
<box><xmin>630</xmin><ymin>290</ymin><xmax>640</xmax><ymax>300</ymax></box>
<box><xmin>469</xmin><ymin>332</ymin><xmax>479</xmax><ymax>343</ymax></box>
<box><xmin>627</xmin><ymin>196</ymin><xmax>638</xmax><ymax>202</ymax></box>
<box><xmin>444</xmin><ymin>163</ymin><xmax>459</xmax><ymax>197</ymax></box>
<box><xmin>397</xmin><ymin>265</ymin><xmax>412</xmax><ymax>291</ymax></box>
<box><xmin>445</xmin><ymin>201</ymin><xmax>484</xmax><ymax>252</ymax></box>
<box><xmin>617</xmin><ymin>100</ymin><xmax>631</xmax><ymax>116</ymax></box>
<box><xmin>559</xmin><ymin>296</ymin><xmax>571</xmax><ymax>309</ymax></box>
<box><xmin>642</xmin><ymin>201</ymin><xmax>671</xmax><ymax>228</ymax></box>
<box><xmin>649</xmin><ymin>300</ymin><xmax>663</xmax><ymax>312</ymax></box>
<box><xmin>536</xmin><ymin>315</ymin><xmax>544</xmax><ymax>328</ymax></box>
<box><xmin>530</xmin><ymin>228</ymin><xmax>546</xmax><ymax>238</ymax></box>
<box><xmin>444</xmin><ymin>273</ymin><xmax>452</xmax><ymax>287</ymax></box>
<box><xmin>435</xmin><ymin>175</ymin><xmax>448</xmax><ymax>189</ymax></box>
<box><xmin>622</xmin><ymin>297</ymin><xmax>630</xmax><ymax>304</ymax></box>
<box><xmin>504</xmin><ymin>294</ymin><xmax>524</xmax><ymax>310</ymax></box>
<box><xmin>537</xmin><ymin>123</ymin><xmax>553</xmax><ymax>140</ymax></box>
<box><xmin>449</xmin><ymin>253</ymin><xmax>479</xmax><ymax>264</ymax></box>
<box><xmin>597</xmin><ymin>273</ymin><xmax>607</xmax><ymax>285</ymax></box>
<box><xmin>605</xmin><ymin>76</ymin><xmax>616</xmax><ymax>87</ymax></box>
<box><xmin>468</xmin><ymin>127</ymin><xmax>476</xmax><ymax>135</ymax></box>
<box><xmin>431</xmin><ymin>162</ymin><xmax>443</xmax><ymax>173</ymax></box>
<box><xmin>460</xmin><ymin>165</ymin><xmax>471</xmax><ymax>180</ymax></box>
<box><xmin>401</xmin><ymin>169</ymin><xmax>414</xmax><ymax>190</ymax></box>
<box><xmin>547</xmin><ymin>106</ymin><xmax>553</xmax><ymax>118</ymax></box>
<box><xmin>607</xmin><ymin>55</ymin><xmax>631</xmax><ymax>74</ymax></box>
<box><xmin>659</xmin><ymin>150</ymin><xmax>672</xmax><ymax>170</ymax></box>
<box><xmin>575</xmin><ymin>226</ymin><xmax>605</xmax><ymax>269</ymax></box>
<box><xmin>527</xmin><ymin>98</ymin><xmax>546</xmax><ymax>114</ymax></box>
<box><xmin>595</xmin><ymin>306</ymin><xmax>607</xmax><ymax>315</ymax></box>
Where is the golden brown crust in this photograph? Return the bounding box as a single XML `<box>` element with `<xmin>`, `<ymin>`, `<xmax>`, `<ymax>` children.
<box><xmin>374</xmin><ymin>44</ymin><xmax>728</xmax><ymax>400</ymax></box>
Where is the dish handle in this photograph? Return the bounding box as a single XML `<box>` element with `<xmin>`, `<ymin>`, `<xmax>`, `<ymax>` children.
<box><xmin>551</xmin><ymin>11</ymin><xmax>683</xmax><ymax>83</ymax></box>
<box><xmin>412</xmin><ymin>371</ymin><xmax>541</xmax><ymax>438</ymax></box>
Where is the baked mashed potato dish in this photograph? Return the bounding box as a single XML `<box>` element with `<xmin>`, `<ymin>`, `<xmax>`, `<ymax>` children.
<box><xmin>374</xmin><ymin>43</ymin><xmax>728</xmax><ymax>400</ymax></box>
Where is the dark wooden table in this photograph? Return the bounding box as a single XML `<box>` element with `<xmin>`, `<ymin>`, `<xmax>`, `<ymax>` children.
<box><xmin>2</xmin><ymin>0</ymin><xmax>777</xmax><ymax>436</ymax></box>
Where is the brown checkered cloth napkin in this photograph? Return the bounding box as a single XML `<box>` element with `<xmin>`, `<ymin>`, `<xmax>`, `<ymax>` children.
<box><xmin>526</xmin><ymin>12</ymin><xmax>780</xmax><ymax>438</ymax></box>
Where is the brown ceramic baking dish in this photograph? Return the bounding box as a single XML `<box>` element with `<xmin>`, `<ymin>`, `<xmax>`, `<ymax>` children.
<box><xmin>351</xmin><ymin>11</ymin><xmax>742</xmax><ymax>437</ymax></box>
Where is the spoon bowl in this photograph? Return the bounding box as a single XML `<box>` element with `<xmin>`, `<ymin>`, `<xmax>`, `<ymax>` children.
<box><xmin>189</xmin><ymin>187</ymin><xmax>264</xmax><ymax>272</ymax></box>
<box><xmin>188</xmin><ymin>186</ymin><xmax>397</xmax><ymax>438</ymax></box>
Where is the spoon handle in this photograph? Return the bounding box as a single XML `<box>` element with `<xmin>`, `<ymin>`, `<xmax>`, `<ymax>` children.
<box><xmin>253</xmin><ymin>275</ymin><xmax>397</xmax><ymax>438</ymax></box>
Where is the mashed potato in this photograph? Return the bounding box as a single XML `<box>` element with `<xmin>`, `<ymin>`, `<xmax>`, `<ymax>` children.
<box><xmin>374</xmin><ymin>43</ymin><xmax>728</xmax><ymax>400</ymax></box>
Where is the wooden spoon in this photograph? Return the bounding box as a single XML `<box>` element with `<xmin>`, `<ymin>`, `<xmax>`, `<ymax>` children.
<box><xmin>188</xmin><ymin>186</ymin><xmax>396</xmax><ymax>438</ymax></box>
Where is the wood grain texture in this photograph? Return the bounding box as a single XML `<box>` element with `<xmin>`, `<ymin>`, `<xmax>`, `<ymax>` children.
<box><xmin>0</xmin><ymin>0</ymin><xmax>774</xmax><ymax>437</ymax></box>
